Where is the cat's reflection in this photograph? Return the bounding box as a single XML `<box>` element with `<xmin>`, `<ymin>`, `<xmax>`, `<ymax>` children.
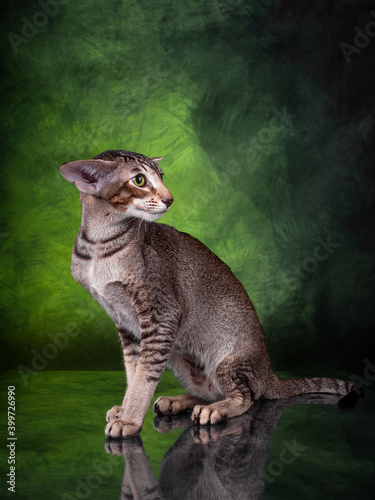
<box><xmin>105</xmin><ymin>395</ymin><xmax>344</xmax><ymax>500</ymax></box>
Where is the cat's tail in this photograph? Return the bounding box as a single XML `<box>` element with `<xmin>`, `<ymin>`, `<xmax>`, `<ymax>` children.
<box><xmin>264</xmin><ymin>373</ymin><xmax>364</xmax><ymax>408</ymax></box>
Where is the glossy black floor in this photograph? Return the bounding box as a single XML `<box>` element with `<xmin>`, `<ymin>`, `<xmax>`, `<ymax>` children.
<box><xmin>0</xmin><ymin>371</ymin><xmax>374</xmax><ymax>499</ymax></box>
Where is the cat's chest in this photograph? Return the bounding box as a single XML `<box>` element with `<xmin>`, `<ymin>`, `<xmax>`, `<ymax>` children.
<box><xmin>72</xmin><ymin>250</ymin><xmax>142</xmax><ymax>335</ymax></box>
<box><xmin>72</xmin><ymin>250</ymin><xmax>122</xmax><ymax>290</ymax></box>
<box><xmin>89</xmin><ymin>257</ymin><xmax>119</xmax><ymax>291</ymax></box>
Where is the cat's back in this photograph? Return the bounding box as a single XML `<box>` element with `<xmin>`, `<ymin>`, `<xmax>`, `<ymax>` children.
<box><xmin>146</xmin><ymin>222</ymin><xmax>253</xmax><ymax>307</ymax></box>
<box><xmin>146</xmin><ymin>222</ymin><xmax>233</xmax><ymax>276</ymax></box>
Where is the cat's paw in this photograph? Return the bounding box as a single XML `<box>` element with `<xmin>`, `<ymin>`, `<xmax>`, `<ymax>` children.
<box><xmin>106</xmin><ymin>405</ymin><xmax>124</xmax><ymax>422</ymax></box>
<box><xmin>104</xmin><ymin>435</ymin><xmax>143</xmax><ymax>455</ymax></box>
<box><xmin>192</xmin><ymin>405</ymin><xmax>224</xmax><ymax>426</ymax></box>
<box><xmin>105</xmin><ymin>419</ymin><xmax>141</xmax><ymax>439</ymax></box>
<box><xmin>191</xmin><ymin>424</ymin><xmax>225</xmax><ymax>443</ymax></box>
<box><xmin>191</xmin><ymin>413</ymin><xmax>252</xmax><ymax>443</ymax></box>
<box><xmin>153</xmin><ymin>396</ymin><xmax>185</xmax><ymax>415</ymax></box>
<box><xmin>153</xmin><ymin>413</ymin><xmax>192</xmax><ymax>433</ymax></box>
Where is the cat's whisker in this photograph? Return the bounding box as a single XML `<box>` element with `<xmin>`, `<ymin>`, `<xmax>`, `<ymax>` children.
<box><xmin>138</xmin><ymin>217</ymin><xmax>145</xmax><ymax>240</ymax></box>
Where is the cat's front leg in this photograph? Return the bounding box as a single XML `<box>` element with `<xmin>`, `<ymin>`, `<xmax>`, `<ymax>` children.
<box><xmin>105</xmin><ymin>327</ymin><xmax>174</xmax><ymax>438</ymax></box>
<box><xmin>106</xmin><ymin>328</ymin><xmax>140</xmax><ymax>423</ymax></box>
<box><xmin>105</xmin><ymin>436</ymin><xmax>162</xmax><ymax>500</ymax></box>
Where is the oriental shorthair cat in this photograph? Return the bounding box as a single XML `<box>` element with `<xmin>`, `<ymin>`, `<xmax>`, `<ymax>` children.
<box><xmin>60</xmin><ymin>149</ymin><xmax>361</xmax><ymax>439</ymax></box>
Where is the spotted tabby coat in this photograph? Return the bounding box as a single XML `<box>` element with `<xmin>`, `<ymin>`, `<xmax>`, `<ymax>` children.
<box><xmin>60</xmin><ymin>149</ymin><xmax>360</xmax><ymax>438</ymax></box>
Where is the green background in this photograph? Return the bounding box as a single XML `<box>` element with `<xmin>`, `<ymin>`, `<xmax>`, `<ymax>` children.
<box><xmin>1</xmin><ymin>1</ymin><xmax>375</xmax><ymax>499</ymax></box>
<box><xmin>1</xmin><ymin>1</ymin><xmax>374</xmax><ymax>377</ymax></box>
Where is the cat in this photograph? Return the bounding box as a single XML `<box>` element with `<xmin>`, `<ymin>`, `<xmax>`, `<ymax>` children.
<box><xmin>60</xmin><ymin>149</ymin><xmax>362</xmax><ymax>439</ymax></box>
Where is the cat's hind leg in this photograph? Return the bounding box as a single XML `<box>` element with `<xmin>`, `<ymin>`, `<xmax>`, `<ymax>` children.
<box><xmin>192</xmin><ymin>357</ymin><xmax>259</xmax><ymax>425</ymax></box>
<box><xmin>153</xmin><ymin>353</ymin><xmax>214</xmax><ymax>416</ymax></box>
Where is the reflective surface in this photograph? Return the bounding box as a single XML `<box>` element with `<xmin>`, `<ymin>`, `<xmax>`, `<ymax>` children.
<box><xmin>0</xmin><ymin>371</ymin><xmax>374</xmax><ymax>499</ymax></box>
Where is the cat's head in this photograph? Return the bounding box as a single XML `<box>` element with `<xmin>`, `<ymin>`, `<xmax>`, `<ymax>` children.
<box><xmin>60</xmin><ymin>150</ymin><xmax>173</xmax><ymax>222</ymax></box>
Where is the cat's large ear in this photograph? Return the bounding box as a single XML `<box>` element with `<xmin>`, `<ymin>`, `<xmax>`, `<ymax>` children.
<box><xmin>60</xmin><ymin>159</ymin><xmax>118</xmax><ymax>194</ymax></box>
<box><xmin>150</xmin><ymin>157</ymin><xmax>163</xmax><ymax>165</ymax></box>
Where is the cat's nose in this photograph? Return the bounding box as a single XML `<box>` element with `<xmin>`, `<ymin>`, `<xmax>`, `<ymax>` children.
<box><xmin>162</xmin><ymin>197</ymin><xmax>174</xmax><ymax>208</ymax></box>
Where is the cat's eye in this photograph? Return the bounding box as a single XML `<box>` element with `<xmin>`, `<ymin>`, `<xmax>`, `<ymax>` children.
<box><xmin>132</xmin><ymin>174</ymin><xmax>146</xmax><ymax>187</ymax></box>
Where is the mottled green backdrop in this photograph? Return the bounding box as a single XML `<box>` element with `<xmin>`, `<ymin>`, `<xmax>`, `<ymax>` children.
<box><xmin>1</xmin><ymin>0</ymin><xmax>374</xmax><ymax>377</ymax></box>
